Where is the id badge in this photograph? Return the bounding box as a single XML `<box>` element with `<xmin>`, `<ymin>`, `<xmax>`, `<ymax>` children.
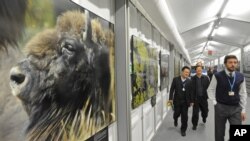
<box><xmin>228</xmin><ymin>91</ymin><xmax>234</xmax><ymax>96</ymax></box>
<box><xmin>182</xmin><ymin>88</ymin><xmax>185</xmax><ymax>91</ymax></box>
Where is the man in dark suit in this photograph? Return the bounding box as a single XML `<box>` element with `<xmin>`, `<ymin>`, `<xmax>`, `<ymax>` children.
<box><xmin>169</xmin><ymin>66</ymin><xmax>194</xmax><ymax>136</ymax></box>
<box><xmin>191</xmin><ymin>66</ymin><xmax>210</xmax><ymax>130</ymax></box>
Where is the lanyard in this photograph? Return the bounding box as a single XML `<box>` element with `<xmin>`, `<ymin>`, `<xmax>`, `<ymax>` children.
<box><xmin>227</xmin><ymin>75</ymin><xmax>236</xmax><ymax>91</ymax></box>
<box><xmin>182</xmin><ymin>80</ymin><xmax>186</xmax><ymax>88</ymax></box>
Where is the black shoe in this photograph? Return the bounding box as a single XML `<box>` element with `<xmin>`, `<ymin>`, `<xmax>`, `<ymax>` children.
<box><xmin>203</xmin><ymin>118</ymin><xmax>206</xmax><ymax>123</ymax></box>
<box><xmin>174</xmin><ymin>120</ymin><xmax>178</xmax><ymax>127</ymax></box>
<box><xmin>192</xmin><ymin>126</ymin><xmax>197</xmax><ymax>130</ymax></box>
<box><xmin>181</xmin><ymin>131</ymin><xmax>186</xmax><ymax>136</ymax></box>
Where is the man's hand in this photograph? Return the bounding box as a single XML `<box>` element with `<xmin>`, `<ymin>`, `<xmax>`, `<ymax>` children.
<box><xmin>167</xmin><ymin>100</ymin><xmax>173</xmax><ymax>107</ymax></box>
<box><xmin>168</xmin><ymin>100</ymin><xmax>173</xmax><ymax>104</ymax></box>
<box><xmin>167</xmin><ymin>100</ymin><xmax>174</xmax><ymax>111</ymax></box>
<box><xmin>241</xmin><ymin>113</ymin><xmax>246</xmax><ymax>122</ymax></box>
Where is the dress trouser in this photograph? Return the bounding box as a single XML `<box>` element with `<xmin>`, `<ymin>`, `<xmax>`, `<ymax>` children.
<box><xmin>214</xmin><ymin>103</ymin><xmax>242</xmax><ymax>141</ymax></box>
<box><xmin>192</xmin><ymin>97</ymin><xmax>209</xmax><ymax>126</ymax></box>
<box><xmin>173</xmin><ymin>101</ymin><xmax>188</xmax><ymax>132</ymax></box>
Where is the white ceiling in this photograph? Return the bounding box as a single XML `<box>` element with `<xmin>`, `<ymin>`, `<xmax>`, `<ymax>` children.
<box><xmin>165</xmin><ymin>0</ymin><xmax>250</xmax><ymax>63</ymax></box>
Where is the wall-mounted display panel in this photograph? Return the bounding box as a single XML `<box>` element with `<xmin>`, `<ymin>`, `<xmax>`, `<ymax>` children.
<box><xmin>174</xmin><ymin>51</ymin><xmax>181</xmax><ymax>77</ymax></box>
<box><xmin>131</xmin><ymin>36</ymin><xmax>158</xmax><ymax>109</ymax></box>
<box><xmin>159</xmin><ymin>51</ymin><xmax>170</xmax><ymax>91</ymax></box>
<box><xmin>0</xmin><ymin>0</ymin><xmax>116</xmax><ymax>140</ymax></box>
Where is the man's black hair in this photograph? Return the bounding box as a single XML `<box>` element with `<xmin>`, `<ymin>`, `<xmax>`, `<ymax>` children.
<box><xmin>224</xmin><ymin>55</ymin><xmax>238</xmax><ymax>64</ymax></box>
<box><xmin>182</xmin><ymin>66</ymin><xmax>190</xmax><ymax>71</ymax></box>
<box><xmin>195</xmin><ymin>65</ymin><xmax>203</xmax><ymax>70</ymax></box>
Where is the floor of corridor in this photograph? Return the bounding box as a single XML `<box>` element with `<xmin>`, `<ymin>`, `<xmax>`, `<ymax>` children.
<box><xmin>152</xmin><ymin>97</ymin><xmax>250</xmax><ymax>141</ymax></box>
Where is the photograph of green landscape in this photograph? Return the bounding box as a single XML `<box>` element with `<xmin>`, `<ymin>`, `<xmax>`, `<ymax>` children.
<box><xmin>131</xmin><ymin>36</ymin><xmax>158</xmax><ymax>109</ymax></box>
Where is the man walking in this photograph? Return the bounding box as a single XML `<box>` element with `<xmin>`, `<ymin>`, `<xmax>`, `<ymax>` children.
<box><xmin>207</xmin><ymin>55</ymin><xmax>247</xmax><ymax>141</ymax></box>
<box><xmin>191</xmin><ymin>65</ymin><xmax>210</xmax><ymax>130</ymax></box>
<box><xmin>169</xmin><ymin>66</ymin><xmax>193</xmax><ymax>136</ymax></box>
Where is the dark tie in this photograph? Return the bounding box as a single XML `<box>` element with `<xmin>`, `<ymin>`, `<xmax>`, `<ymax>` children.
<box><xmin>229</xmin><ymin>72</ymin><xmax>233</xmax><ymax>78</ymax></box>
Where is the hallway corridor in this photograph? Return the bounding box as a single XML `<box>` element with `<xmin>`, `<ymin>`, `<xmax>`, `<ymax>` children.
<box><xmin>152</xmin><ymin>97</ymin><xmax>250</xmax><ymax>141</ymax></box>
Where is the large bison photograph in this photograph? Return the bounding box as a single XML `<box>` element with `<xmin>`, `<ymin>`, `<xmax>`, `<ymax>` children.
<box><xmin>0</xmin><ymin>0</ymin><xmax>115</xmax><ymax>141</ymax></box>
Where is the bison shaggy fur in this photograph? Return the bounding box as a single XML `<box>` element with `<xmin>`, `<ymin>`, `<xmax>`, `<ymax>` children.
<box><xmin>9</xmin><ymin>10</ymin><xmax>114</xmax><ymax>141</ymax></box>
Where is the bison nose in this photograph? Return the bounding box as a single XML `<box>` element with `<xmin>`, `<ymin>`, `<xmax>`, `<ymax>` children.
<box><xmin>10</xmin><ymin>67</ymin><xmax>26</xmax><ymax>85</ymax></box>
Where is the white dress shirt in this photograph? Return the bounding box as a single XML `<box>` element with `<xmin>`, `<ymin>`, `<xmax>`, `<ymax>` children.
<box><xmin>207</xmin><ymin>69</ymin><xmax>247</xmax><ymax>113</ymax></box>
<box><xmin>181</xmin><ymin>76</ymin><xmax>186</xmax><ymax>82</ymax></box>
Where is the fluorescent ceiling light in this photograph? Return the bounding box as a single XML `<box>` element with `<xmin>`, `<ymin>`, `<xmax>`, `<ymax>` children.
<box><xmin>209</xmin><ymin>41</ymin><xmax>219</xmax><ymax>46</ymax></box>
<box><xmin>216</xmin><ymin>26</ymin><xmax>229</xmax><ymax>35</ymax></box>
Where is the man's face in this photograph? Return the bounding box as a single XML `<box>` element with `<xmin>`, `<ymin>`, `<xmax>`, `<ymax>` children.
<box><xmin>225</xmin><ymin>58</ymin><xmax>238</xmax><ymax>72</ymax></box>
<box><xmin>182</xmin><ymin>69</ymin><xmax>190</xmax><ymax>78</ymax></box>
<box><xmin>196</xmin><ymin>67</ymin><xmax>202</xmax><ymax>76</ymax></box>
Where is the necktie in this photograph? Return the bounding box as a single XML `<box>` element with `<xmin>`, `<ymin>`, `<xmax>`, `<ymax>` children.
<box><xmin>229</xmin><ymin>72</ymin><xmax>233</xmax><ymax>78</ymax></box>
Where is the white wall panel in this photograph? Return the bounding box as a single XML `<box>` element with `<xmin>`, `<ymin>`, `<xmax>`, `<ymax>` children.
<box><xmin>243</xmin><ymin>45</ymin><xmax>250</xmax><ymax>96</ymax></box>
<box><xmin>108</xmin><ymin>122</ymin><xmax>117</xmax><ymax>141</ymax></box>
<box><xmin>155</xmin><ymin>93</ymin><xmax>163</xmax><ymax>130</ymax></box>
<box><xmin>153</xmin><ymin>28</ymin><xmax>161</xmax><ymax>48</ymax></box>
<box><xmin>72</xmin><ymin>0</ymin><xmax>115</xmax><ymax>23</ymax></box>
<box><xmin>143</xmin><ymin>100</ymin><xmax>155</xmax><ymax>141</ymax></box>
<box><xmin>131</xmin><ymin>107</ymin><xmax>143</xmax><ymax>141</ymax></box>
<box><xmin>162</xmin><ymin>90</ymin><xmax>168</xmax><ymax>118</ymax></box>
<box><xmin>161</xmin><ymin>37</ymin><xmax>170</xmax><ymax>54</ymax></box>
<box><xmin>140</xmin><ymin>16</ymin><xmax>152</xmax><ymax>43</ymax></box>
<box><xmin>129</xmin><ymin>3</ymin><xmax>140</xmax><ymax>37</ymax></box>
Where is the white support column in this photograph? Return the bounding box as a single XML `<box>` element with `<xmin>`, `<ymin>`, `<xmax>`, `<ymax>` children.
<box><xmin>240</xmin><ymin>48</ymin><xmax>244</xmax><ymax>73</ymax></box>
<box><xmin>115</xmin><ymin>0</ymin><xmax>131</xmax><ymax>141</ymax></box>
<box><xmin>218</xmin><ymin>57</ymin><xmax>220</xmax><ymax>71</ymax></box>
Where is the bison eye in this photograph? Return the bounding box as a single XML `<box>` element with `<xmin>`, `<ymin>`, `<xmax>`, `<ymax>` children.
<box><xmin>61</xmin><ymin>41</ymin><xmax>75</xmax><ymax>56</ymax></box>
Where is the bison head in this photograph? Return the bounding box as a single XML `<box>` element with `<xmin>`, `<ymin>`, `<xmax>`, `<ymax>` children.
<box><xmin>9</xmin><ymin>10</ymin><xmax>112</xmax><ymax>140</ymax></box>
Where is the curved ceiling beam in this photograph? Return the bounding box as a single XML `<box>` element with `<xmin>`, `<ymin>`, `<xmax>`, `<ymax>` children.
<box><xmin>198</xmin><ymin>0</ymin><xmax>229</xmax><ymax>60</ymax></box>
<box><xmin>224</xmin><ymin>17</ymin><xmax>250</xmax><ymax>24</ymax></box>
<box><xmin>212</xmin><ymin>38</ymin><xmax>243</xmax><ymax>48</ymax></box>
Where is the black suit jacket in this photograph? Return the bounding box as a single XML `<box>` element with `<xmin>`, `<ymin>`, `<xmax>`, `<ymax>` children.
<box><xmin>191</xmin><ymin>75</ymin><xmax>210</xmax><ymax>100</ymax></box>
<box><xmin>169</xmin><ymin>76</ymin><xmax>193</xmax><ymax>106</ymax></box>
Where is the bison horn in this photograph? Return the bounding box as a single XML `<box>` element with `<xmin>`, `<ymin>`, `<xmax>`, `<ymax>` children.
<box><xmin>82</xmin><ymin>10</ymin><xmax>89</xmax><ymax>41</ymax></box>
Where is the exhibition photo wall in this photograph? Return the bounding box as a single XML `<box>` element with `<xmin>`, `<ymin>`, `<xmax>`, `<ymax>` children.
<box><xmin>160</xmin><ymin>51</ymin><xmax>169</xmax><ymax>91</ymax></box>
<box><xmin>174</xmin><ymin>51</ymin><xmax>181</xmax><ymax>77</ymax></box>
<box><xmin>0</xmin><ymin>0</ymin><xmax>115</xmax><ymax>140</ymax></box>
